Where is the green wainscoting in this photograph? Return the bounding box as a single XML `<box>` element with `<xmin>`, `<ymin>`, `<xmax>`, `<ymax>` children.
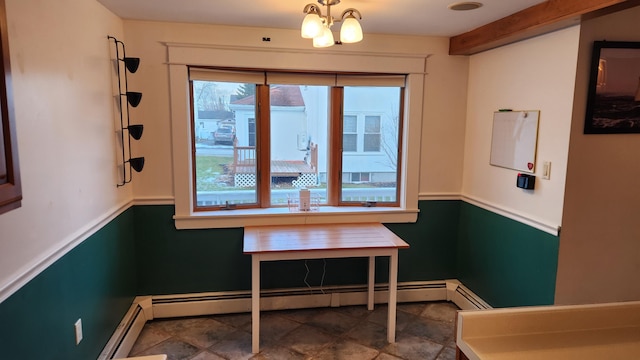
<box><xmin>0</xmin><ymin>207</ymin><xmax>137</xmax><ymax>360</ymax></box>
<box><xmin>133</xmin><ymin>200</ymin><xmax>460</xmax><ymax>295</ymax></box>
<box><xmin>457</xmin><ymin>202</ymin><xmax>560</xmax><ymax>308</ymax></box>
<box><xmin>0</xmin><ymin>200</ymin><xmax>560</xmax><ymax>359</ymax></box>
<box><xmin>386</xmin><ymin>200</ymin><xmax>460</xmax><ymax>282</ymax></box>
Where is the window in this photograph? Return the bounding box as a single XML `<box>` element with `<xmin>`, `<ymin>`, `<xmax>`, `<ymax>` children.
<box><xmin>341</xmin><ymin>86</ymin><xmax>401</xmax><ymax>203</ymax></box>
<box><xmin>248</xmin><ymin>118</ymin><xmax>256</xmax><ymax>146</ymax></box>
<box><xmin>168</xmin><ymin>43</ymin><xmax>425</xmax><ymax>228</ymax></box>
<box><xmin>350</xmin><ymin>172</ymin><xmax>370</xmax><ymax>182</ymax></box>
<box><xmin>192</xmin><ymin>79</ymin><xmax>258</xmax><ymax>208</ymax></box>
<box><xmin>189</xmin><ymin>69</ymin><xmax>403</xmax><ymax>210</ymax></box>
<box><xmin>343</xmin><ymin>115</ymin><xmax>357</xmax><ymax>152</ymax></box>
<box><xmin>364</xmin><ymin>116</ymin><xmax>381</xmax><ymax>152</ymax></box>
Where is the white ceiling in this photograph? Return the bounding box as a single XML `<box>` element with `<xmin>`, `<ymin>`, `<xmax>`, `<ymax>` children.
<box><xmin>96</xmin><ymin>0</ymin><xmax>547</xmax><ymax>37</ymax></box>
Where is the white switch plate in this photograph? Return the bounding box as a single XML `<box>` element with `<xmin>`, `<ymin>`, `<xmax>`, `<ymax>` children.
<box><xmin>74</xmin><ymin>318</ymin><xmax>83</xmax><ymax>345</ymax></box>
<box><xmin>542</xmin><ymin>161</ymin><xmax>551</xmax><ymax>180</ymax></box>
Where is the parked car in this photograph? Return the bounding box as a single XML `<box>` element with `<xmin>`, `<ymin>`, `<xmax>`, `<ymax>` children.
<box><xmin>213</xmin><ymin>126</ymin><xmax>236</xmax><ymax>145</ymax></box>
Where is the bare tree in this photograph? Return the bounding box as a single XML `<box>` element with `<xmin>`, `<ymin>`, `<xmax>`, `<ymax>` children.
<box><xmin>193</xmin><ymin>80</ymin><xmax>229</xmax><ymax>111</ymax></box>
<box><xmin>380</xmin><ymin>103</ymin><xmax>399</xmax><ymax>171</ymax></box>
<box><xmin>235</xmin><ymin>83</ymin><xmax>256</xmax><ymax>98</ymax></box>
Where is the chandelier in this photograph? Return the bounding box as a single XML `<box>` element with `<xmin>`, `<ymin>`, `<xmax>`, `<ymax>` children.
<box><xmin>301</xmin><ymin>0</ymin><xmax>363</xmax><ymax>48</ymax></box>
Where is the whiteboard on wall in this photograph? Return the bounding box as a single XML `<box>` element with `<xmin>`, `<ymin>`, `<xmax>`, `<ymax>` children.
<box><xmin>490</xmin><ymin>110</ymin><xmax>539</xmax><ymax>173</ymax></box>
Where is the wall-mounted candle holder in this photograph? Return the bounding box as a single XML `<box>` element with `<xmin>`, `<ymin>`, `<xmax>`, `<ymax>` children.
<box><xmin>108</xmin><ymin>35</ymin><xmax>144</xmax><ymax>187</ymax></box>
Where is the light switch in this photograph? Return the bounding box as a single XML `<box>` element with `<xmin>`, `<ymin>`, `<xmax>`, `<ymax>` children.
<box><xmin>542</xmin><ymin>161</ymin><xmax>551</xmax><ymax>180</ymax></box>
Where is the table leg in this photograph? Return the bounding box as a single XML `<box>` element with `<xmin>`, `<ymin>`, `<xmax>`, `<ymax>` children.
<box><xmin>387</xmin><ymin>251</ymin><xmax>398</xmax><ymax>343</ymax></box>
<box><xmin>368</xmin><ymin>256</ymin><xmax>375</xmax><ymax>311</ymax></box>
<box><xmin>251</xmin><ymin>255</ymin><xmax>260</xmax><ymax>353</ymax></box>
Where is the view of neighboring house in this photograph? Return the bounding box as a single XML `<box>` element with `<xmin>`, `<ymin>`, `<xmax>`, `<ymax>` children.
<box><xmin>227</xmin><ymin>84</ymin><xmax>400</xmax><ymax>186</ymax></box>
<box><xmin>194</xmin><ymin>110</ymin><xmax>234</xmax><ymax>141</ymax></box>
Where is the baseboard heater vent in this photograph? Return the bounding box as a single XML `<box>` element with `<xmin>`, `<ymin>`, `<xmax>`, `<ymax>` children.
<box><xmin>152</xmin><ymin>281</ymin><xmax>448</xmax><ymax>306</ymax></box>
<box><xmin>150</xmin><ymin>281</ymin><xmax>452</xmax><ymax>319</ymax></box>
<box><xmin>101</xmin><ymin>280</ymin><xmax>489</xmax><ymax>358</ymax></box>
<box><xmin>99</xmin><ymin>301</ymin><xmax>147</xmax><ymax>360</ymax></box>
<box><xmin>450</xmin><ymin>283</ymin><xmax>492</xmax><ymax>310</ymax></box>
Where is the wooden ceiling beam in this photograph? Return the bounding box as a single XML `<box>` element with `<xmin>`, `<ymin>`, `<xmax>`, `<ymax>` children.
<box><xmin>449</xmin><ymin>0</ymin><xmax>639</xmax><ymax>55</ymax></box>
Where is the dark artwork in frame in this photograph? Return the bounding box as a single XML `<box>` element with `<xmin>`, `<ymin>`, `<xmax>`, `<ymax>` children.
<box><xmin>584</xmin><ymin>41</ymin><xmax>640</xmax><ymax>134</ymax></box>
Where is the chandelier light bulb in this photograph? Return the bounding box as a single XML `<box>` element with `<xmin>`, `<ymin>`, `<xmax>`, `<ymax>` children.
<box><xmin>313</xmin><ymin>26</ymin><xmax>335</xmax><ymax>48</ymax></box>
<box><xmin>301</xmin><ymin>13</ymin><xmax>323</xmax><ymax>38</ymax></box>
<box><xmin>340</xmin><ymin>14</ymin><xmax>362</xmax><ymax>43</ymax></box>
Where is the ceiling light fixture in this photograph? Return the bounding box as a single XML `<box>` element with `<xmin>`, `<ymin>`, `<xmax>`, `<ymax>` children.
<box><xmin>301</xmin><ymin>0</ymin><xmax>362</xmax><ymax>48</ymax></box>
<box><xmin>448</xmin><ymin>2</ymin><xmax>483</xmax><ymax>11</ymax></box>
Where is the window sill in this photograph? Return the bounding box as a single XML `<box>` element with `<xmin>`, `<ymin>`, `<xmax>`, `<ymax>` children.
<box><xmin>173</xmin><ymin>206</ymin><xmax>419</xmax><ymax>229</ymax></box>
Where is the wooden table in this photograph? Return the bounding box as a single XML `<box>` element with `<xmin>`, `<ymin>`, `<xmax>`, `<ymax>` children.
<box><xmin>243</xmin><ymin>223</ymin><xmax>410</xmax><ymax>354</ymax></box>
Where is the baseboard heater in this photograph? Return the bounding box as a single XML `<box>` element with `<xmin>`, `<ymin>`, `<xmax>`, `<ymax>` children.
<box><xmin>99</xmin><ymin>300</ymin><xmax>149</xmax><ymax>360</ymax></box>
<box><xmin>99</xmin><ymin>279</ymin><xmax>490</xmax><ymax>359</ymax></box>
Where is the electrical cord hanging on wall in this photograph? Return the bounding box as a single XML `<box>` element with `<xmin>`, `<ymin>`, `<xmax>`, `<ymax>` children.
<box><xmin>303</xmin><ymin>259</ymin><xmax>327</xmax><ymax>294</ymax></box>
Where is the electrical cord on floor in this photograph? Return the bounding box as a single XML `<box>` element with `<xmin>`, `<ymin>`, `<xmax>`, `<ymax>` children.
<box><xmin>303</xmin><ymin>259</ymin><xmax>327</xmax><ymax>294</ymax></box>
<box><xmin>320</xmin><ymin>258</ymin><xmax>326</xmax><ymax>294</ymax></box>
<box><xmin>304</xmin><ymin>260</ymin><xmax>312</xmax><ymax>292</ymax></box>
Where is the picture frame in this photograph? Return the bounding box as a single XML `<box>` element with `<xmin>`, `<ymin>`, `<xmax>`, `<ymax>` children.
<box><xmin>584</xmin><ymin>41</ymin><xmax>640</xmax><ymax>134</ymax></box>
<box><xmin>0</xmin><ymin>0</ymin><xmax>22</xmax><ymax>215</ymax></box>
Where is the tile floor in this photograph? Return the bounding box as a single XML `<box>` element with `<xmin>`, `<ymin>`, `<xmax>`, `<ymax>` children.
<box><xmin>128</xmin><ymin>301</ymin><xmax>459</xmax><ymax>360</ymax></box>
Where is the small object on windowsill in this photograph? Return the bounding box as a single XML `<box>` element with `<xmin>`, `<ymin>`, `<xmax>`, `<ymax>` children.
<box><xmin>362</xmin><ymin>201</ymin><xmax>377</xmax><ymax>207</ymax></box>
<box><xmin>299</xmin><ymin>188</ymin><xmax>311</xmax><ymax>211</ymax></box>
<box><xmin>288</xmin><ymin>195</ymin><xmax>320</xmax><ymax>212</ymax></box>
<box><xmin>221</xmin><ymin>201</ymin><xmax>237</xmax><ymax>210</ymax></box>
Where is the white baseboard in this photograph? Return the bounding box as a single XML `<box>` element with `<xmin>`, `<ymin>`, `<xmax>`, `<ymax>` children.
<box><xmin>99</xmin><ymin>279</ymin><xmax>489</xmax><ymax>359</ymax></box>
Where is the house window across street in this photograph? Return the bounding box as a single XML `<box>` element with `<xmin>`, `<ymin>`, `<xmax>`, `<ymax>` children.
<box><xmin>343</xmin><ymin>115</ymin><xmax>358</xmax><ymax>152</ymax></box>
<box><xmin>364</xmin><ymin>115</ymin><xmax>381</xmax><ymax>152</ymax></box>
<box><xmin>189</xmin><ymin>68</ymin><xmax>404</xmax><ymax>210</ymax></box>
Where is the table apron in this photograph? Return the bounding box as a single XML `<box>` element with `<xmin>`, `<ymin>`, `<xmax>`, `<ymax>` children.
<box><xmin>250</xmin><ymin>248</ymin><xmax>397</xmax><ymax>262</ymax></box>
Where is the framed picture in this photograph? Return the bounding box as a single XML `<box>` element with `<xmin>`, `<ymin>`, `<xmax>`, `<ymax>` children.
<box><xmin>0</xmin><ymin>0</ymin><xmax>22</xmax><ymax>215</ymax></box>
<box><xmin>584</xmin><ymin>41</ymin><xmax>640</xmax><ymax>134</ymax></box>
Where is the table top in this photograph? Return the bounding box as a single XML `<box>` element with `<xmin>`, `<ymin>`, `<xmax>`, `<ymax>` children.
<box><xmin>243</xmin><ymin>223</ymin><xmax>410</xmax><ymax>254</ymax></box>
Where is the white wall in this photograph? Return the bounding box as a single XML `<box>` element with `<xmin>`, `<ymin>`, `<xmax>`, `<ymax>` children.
<box><xmin>0</xmin><ymin>0</ymin><xmax>127</xmax><ymax>301</ymax></box>
<box><xmin>463</xmin><ymin>26</ymin><xmax>581</xmax><ymax>233</ymax></box>
<box><xmin>555</xmin><ymin>6</ymin><xmax>640</xmax><ymax>305</ymax></box>
<box><xmin>270</xmin><ymin>106</ymin><xmax>306</xmax><ymax>161</ymax></box>
<box><xmin>419</xmin><ymin>49</ymin><xmax>469</xmax><ymax>196</ymax></box>
<box><xmin>121</xmin><ymin>21</ymin><xmax>469</xmax><ymax>202</ymax></box>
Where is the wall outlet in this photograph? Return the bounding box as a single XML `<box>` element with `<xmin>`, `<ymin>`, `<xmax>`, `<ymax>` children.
<box><xmin>74</xmin><ymin>318</ymin><xmax>83</xmax><ymax>345</ymax></box>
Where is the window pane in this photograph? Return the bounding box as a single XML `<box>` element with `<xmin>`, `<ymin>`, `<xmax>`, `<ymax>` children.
<box><xmin>248</xmin><ymin>118</ymin><xmax>256</xmax><ymax>146</ymax></box>
<box><xmin>363</xmin><ymin>133</ymin><xmax>380</xmax><ymax>152</ymax></box>
<box><xmin>192</xmin><ymin>80</ymin><xmax>258</xmax><ymax>207</ymax></box>
<box><xmin>343</xmin><ymin>115</ymin><xmax>358</xmax><ymax>152</ymax></box>
<box><xmin>343</xmin><ymin>134</ymin><xmax>357</xmax><ymax>152</ymax></box>
<box><xmin>341</xmin><ymin>86</ymin><xmax>401</xmax><ymax>203</ymax></box>
<box><xmin>344</xmin><ymin>115</ymin><xmax>357</xmax><ymax>132</ymax></box>
<box><xmin>269</xmin><ymin>84</ymin><xmax>328</xmax><ymax>206</ymax></box>
<box><xmin>364</xmin><ymin>116</ymin><xmax>381</xmax><ymax>151</ymax></box>
<box><xmin>365</xmin><ymin>116</ymin><xmax>380</xmax><ymax>133</ymax></box>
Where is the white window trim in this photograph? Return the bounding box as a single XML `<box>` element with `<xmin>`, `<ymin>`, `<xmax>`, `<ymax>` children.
<box><xmin>166</xmin><ymin>43</ymin><xmax>426</xmax><ymax>228</ymax></box>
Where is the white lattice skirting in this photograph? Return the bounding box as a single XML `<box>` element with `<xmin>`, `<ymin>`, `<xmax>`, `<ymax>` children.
<box><xmin>234</xmin><ymin>174</ymin><xmax>256</xmax><ymax>188</ymax></box>
<box><xmin>236</xmin><ymin>173</ymin><xmax>317</xmax><ymax>188</ymax></box>
<box><xmin>292</xmin><ymin>173</ymin><xmax>317</xmax><ymax>188</ymax></box>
